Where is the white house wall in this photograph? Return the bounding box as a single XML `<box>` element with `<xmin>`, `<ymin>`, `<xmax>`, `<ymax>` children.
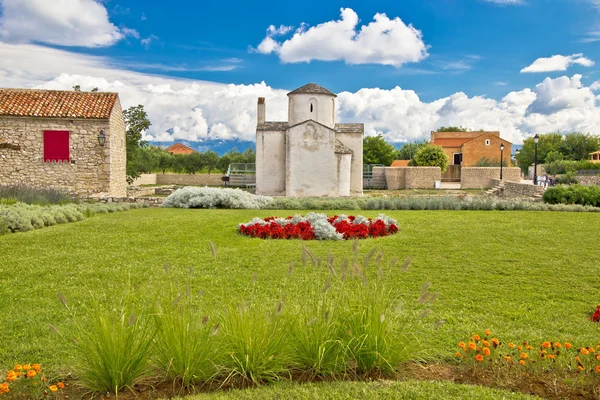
<box><xmin>256</xmin><ymin>130</ymin><xmax>286</xmax><ymax>195</ymax></box>
<box><xmin>288</xmin><ymin>94</ymin><xmax>335</xmax><ymax>129</ymax></box>
<box><xmin>335</xmin><ymin>133</ymin><xmax>363</xmax><ymax>195</ymax></box>
<box><xmin>286</xmin><ymin>122</ymin><xmax>336</xmax><ymax>197</ymax></box>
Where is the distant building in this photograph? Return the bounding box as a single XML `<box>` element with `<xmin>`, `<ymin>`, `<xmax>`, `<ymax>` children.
<box><xmin>0</xmin><ymin>88</ymin><xmax>126</xmax><ymax>197</ymax></box>
<box><xmin>590</xmin><ymin>150</ymin><xmax>600</xmax><ymax>163</ymax></box>
<box><xmin>165</xmin><ymin>143</ymin><xmax>196</xmax><ymax>155</ymax></box>
<box><xmin>390</xmin><ymin>160</ymin><xmax>410</xmax><ymax>167</ymax></box>
<box><xmin>430</xmin><ymin>130</ymin><xmax>512</xmax><ymax>167</ymax></box>
<box><xmin>255</xmin><ymin>83</ymin><xmax>363</xmax><ymax>197</ymax></box>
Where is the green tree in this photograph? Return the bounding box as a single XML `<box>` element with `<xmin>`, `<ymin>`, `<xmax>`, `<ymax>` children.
<box><xmin>123</xmin><ymin>105</ymin><xmax>151</xmax><ymax>184</ymax></box>
<box><xmin>437</xmin><ymin>126</ymin><xmax>467</xmax><ymax>132</ymax></box>
<box><xmin>413</xmin><ymin>145</ymin><xmax>449</xmax><ymax>172</ymax></box>
<box><xmin>157</xmin><ymin>151</ymin><xmax>175</xmax><ymax>174</ymax></box>
<box><xmin>184</xmin><ymin>152</ymin><xmax>205</xmax><ymax>174</ymax></box>
<box><xmin>396</xmin><ymin>141</ymin><xmax>428</xmax><ymax>161</ymax></box>
<box><xmin>363</xmin><ymin>135</ymin><xmax>398</xmax><ymax>165</ymax></box>
<box><xmin>202</xmin><ymin>150</ymin><xmax>220</xmax><ymax>174</ymax></box>
<box><xmin>544</xmin><ymin>150</ymin><xmax>564</xmax><ymax>164</ymax></box>
<box><xmin>217</xmin><ymin>154</ymin><xmax>232</xmax><ymax>174</ymax></box>
<box><xmin>561</xmin><ymin>133</ymin><xmax>599</xmax><ymax>161</ymax></box>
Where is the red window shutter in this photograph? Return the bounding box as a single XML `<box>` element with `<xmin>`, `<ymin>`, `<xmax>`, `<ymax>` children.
<box><xmin>43</xmin><ymin>131</ymin><xmax>70</xmax><ymax>162</ymax></box>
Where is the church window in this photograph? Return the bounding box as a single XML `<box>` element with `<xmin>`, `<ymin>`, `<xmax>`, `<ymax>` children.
<box><xmin>310</xmin><ymin>104</ymin><xmax>313</xmax><ymax>112</ymax></box>
<box><xmin>43</xmin><ymin>130</ymin><xmax>70</xmax><ymax>162</ymax></box>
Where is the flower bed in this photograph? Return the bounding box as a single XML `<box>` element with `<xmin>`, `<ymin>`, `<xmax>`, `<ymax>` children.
<box><xmin>238</xmin><ymin>213</ymin><xmax>399</xmax><ymax>240</ymax></box>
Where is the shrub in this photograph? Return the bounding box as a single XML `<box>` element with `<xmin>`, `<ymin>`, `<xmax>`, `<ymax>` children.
<box><xmin>412</xmin><ymin>145</ymin><xmax>449</xmax><ymax>172</ymax></box>
<box><xmin>556</xmin><ymin>173</ymin><xmax>578</xmax><ymax>185</ymax></box>
<box><xmin>0</xmin><ymin>185</ymin><xmax>73</xmax><ymax>205</ymax></box>
<box><xmin>162</xmin><ymin>187</ymin><xmax>273</xmax><ymax>209</ymax></box>
<box><xmin>543</xmin><ymin>185</ymin><xmax>600</xmax><ymax>207</ymax></box>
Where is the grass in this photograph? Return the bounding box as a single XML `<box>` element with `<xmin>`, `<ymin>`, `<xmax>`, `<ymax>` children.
<box><xmin>174</xmin><ymin>380</ymin><xmax>540</xmax><ymax>399</ymax></box>
<box><xmin>1</xmin><ymin>208</ymin><xmax>600</xmax><ymax>397</ymax></box>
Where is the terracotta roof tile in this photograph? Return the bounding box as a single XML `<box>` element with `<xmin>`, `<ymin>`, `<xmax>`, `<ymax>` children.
<box><xmin>390</xmin><ymin>160</ymin><xmax>410</xmax><ymax>167</ymax></box>
<box><xmin>165</xmin><ymin>143</ymin><xmax>196</xmax><ymax>155</ymax></box>
<box><xmin>0</xmin><ymin>88</ymin><xmax>119</xmax><ymax>119</ymax></box>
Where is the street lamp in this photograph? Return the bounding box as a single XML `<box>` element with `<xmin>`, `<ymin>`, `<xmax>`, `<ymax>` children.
<box><xmin>533</xmin><ymin>134</ymin><xmax>540</xmax><ymax>185</ymax></box>
<box><xmin>97</xmin><ymin>130</ymin><xmax>106</xmax><ymax>146</ymax></box>
<box><xmin>500</xmin><ymin>143</ymin><xmax>504</xmax><ymax>180</ymax></box>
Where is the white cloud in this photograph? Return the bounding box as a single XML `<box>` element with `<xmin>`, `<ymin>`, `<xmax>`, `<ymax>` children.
<box><xmin>0</xmin><ymin>0</ymin><xmax>127</xmax><ymax>47</ymax></box>
<box><xmin>1</xmin><ymin>42</ymin><xmax>599</xmax><ymax>146</ymax></box>
<box><xmin>252</xmin><ymin>8</ymin><xmax>429</xmax><ymax>67</ymax></box>
<box><xmin>141</xmin><ymin>34</ymin><xmax>158</xmax><ymax>49</ymax></box>
<box><xmin>591</xmin><ymin>81</ymin><xmax>600</xmax><ymax>91</ymax></box>
<box><xmin>521</xmin><ymin>54</ymin><xmax>595</xmax><ymax>73</ymax></box>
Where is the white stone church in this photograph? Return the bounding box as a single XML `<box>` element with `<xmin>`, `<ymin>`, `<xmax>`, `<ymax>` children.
<box><xmin>255</xmin><ymin>83</ymin><xmax>363</xmax><ymax>197</ymax></box>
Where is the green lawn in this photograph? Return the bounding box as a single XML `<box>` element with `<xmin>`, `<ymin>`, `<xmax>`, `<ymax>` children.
<box><xmin>177</xmin><ymin>380</ymin><xmax>539</xmax><ymax>399</ymax></box>
<box><xmin>1</xmin><ymin>208</ymin><xmax>599</xmax><ymax>397</ymax></box>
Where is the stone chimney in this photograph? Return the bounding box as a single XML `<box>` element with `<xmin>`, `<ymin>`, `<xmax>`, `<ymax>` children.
<box><xmin>257</xmin><ymin>97</ymin><xmax>265</xmax><ymax>125</ymax></box>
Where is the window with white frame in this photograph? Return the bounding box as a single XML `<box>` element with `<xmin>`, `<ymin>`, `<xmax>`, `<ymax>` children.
<box><xmin>485</xmin><ymin>139</ymin><xmax>490</xmax><ymax>146</ymax></box>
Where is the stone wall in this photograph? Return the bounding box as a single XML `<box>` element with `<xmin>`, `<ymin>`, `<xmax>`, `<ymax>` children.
<box><xmin>577</xmin><ymin>176</ymin><xmax>600</xmax><ymax>186</ymax></box>
<box><xmin>384</xmin><ymin>167</ymin><xmax>441</xmax><ymax>189</ymax></box>
<box><xmin>0</xmin><ymin>114</ymin><xmax>126</xmax><ymax>196</ymax></box>
<box><xmin>461</xmin><ymin>167</ymin><xmax>521</xmax><ymax>189</ymax></box>
<box><xmin>132</xmin><ymin>174</ymin><xmax>158</xmax><ymax>185</ymax></box>
<box><xmin>492</xmin><ymin>179</ymin><xmax>543</xmax><ymax>198</ymax></box>
<box><xmin>155</xmin><ymin>173</ymin><xmax>224</xmax><ymax>186</ymax></box>
<box><xmin>86</xmin><ymin>195</ymin><xmax>164</xmax><ymax>207</ymax></box>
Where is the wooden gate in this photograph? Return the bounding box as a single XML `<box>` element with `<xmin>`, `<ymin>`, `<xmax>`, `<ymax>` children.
<box><xmin>442</xmin><ymin>165</ymin><xmax>461</xmax><ymax>182</ymax></box>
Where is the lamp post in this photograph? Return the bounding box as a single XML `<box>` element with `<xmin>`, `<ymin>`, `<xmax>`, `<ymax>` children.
<box><xmin>97</xmin><ymin>130</ymin><xmax>106</xmax><ymax>146</ymax></box>
<box><xmin>500</xmin><ymin>143</ymin><xmax>504</xmax><ymax>180</ymax></box>
<box><xmin>533</xmin><ymin>134</ymin><xmax>539</xmax><ymax>185</ymax></box>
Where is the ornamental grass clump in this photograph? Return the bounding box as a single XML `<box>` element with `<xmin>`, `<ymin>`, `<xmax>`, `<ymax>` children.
<box><xmin>55</xmin><ymin>291</ymin><xmax>155</xmax><ymax>394</ymax></box>
<box><xmin>153</xmin><ymin>268</ymin><xmax>220</xmax><ymax>389</ymax></box>
<box><xmin>162</xmin><ymin>187</ymin><xmax>272</xmax><ymax>209</ymax></box>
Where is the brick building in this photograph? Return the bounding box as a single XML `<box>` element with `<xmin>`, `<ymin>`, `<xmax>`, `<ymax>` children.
<box><xmin>0</xmin><ymin>88</ymin><xmax>127</xmax><ymax>197</ymax></box>
<box><xmin>165</xmin><ymin>143</ymin><xmax>196</xmax><ymax>155</ymax></box>
<box><xmin>430</xmin><ymin>130</ymin><xmax>512</xmax><ymax>167</ymax></box>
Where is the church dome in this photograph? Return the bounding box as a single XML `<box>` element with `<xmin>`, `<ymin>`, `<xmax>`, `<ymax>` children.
<box><xmin>287</xmin><ymin>83</ymin><xmax>337</xmax><ymax>97</ymax></box>
<box><xmin>287</xmin><ymin>83</ymin><xmax>336</xmax><ymax>128</ymax></box>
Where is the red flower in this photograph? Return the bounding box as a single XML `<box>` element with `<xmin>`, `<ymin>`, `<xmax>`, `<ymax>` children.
<box><xmin>592</xmin><ymin>305</ymin><xmax>600</xmax><ymax>322</ymax></box>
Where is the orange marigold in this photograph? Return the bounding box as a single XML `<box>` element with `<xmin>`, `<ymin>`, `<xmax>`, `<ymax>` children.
<box><xmin>520</xmin><ymin>360</ymin><xmax>526</xmax><ymax>365</ymax></box>
<box><xmin>14</xmin><ymin>364</ymin><xmax>22</xmax><ymax>371</ymax></box>
<box><xmin>6</xmin><ymin>371</ymin><xmax>16</xmax><ymax>382</ymax></box>
<box><xmin>581</xmin><ymin>348</ymin><xmax>590</xmax><ymax>355</ymax></box>
<box><xmin>32</xmin><ymin>364</ymin><xmax>41</xmax><ymax>372</ymax></box>
<box><xmin>596</xmin><ymin>354</ymin><xmax>600</xmax><ymax>361</ymax></box>
<box><xmin>22</xmin><ymin>364</ymin><xmax>31</xmax><ymax>370</ymax></box>
<box><xmin>548</xmin><ymin>354</ymin><xmax>555</xmax><ymax>360</ymax></box>
<box><xmin>520</xmin><ymin>352</ymin><xmax>528</xmax><ymax>359</ymax></box>
<box><xmin>468</xmin><ymin>342</ymin><xmax>477</xmax><ymax>351</ymax></box>
<box><xmin>565</xmin><ymin>343</ymin><xmax>573</xmax><ymax>349</ymax></box>
<box><xmin>26</xmin><ymin>370</ymin><xmax>36</xmax><ymax>378</ymax></box>
<box><xmin>475</xmin><ymin>354</ymin><xmax>484</xmax><ymax>362</ymax></box>
<box><xmin>578</xmin><ymin>365</ymin><xmax>584</xmax><ymax>371</ymax></box>
<box><xmin>491</xmin><ymin>338</ymin><xmax>499</xmax><ymax>345</ymax></box>
<box><xmin>527</xmin><ymin>345</ymin><xmax>533</xmax><ymax>350</ymax></box>
<box><xmin>0</xmin><ymin>383</ymin><xmax>9</xmax><ymax>393</ymax></box>
<box><xmin>554</xmin><ymin>342</ymin><xmax>562</xmax><ymax>348</ymax></box>
<box><xmin>542</xmin><ymin>342</ymin><xmax>551</xmax><ymax>349</ymax></box>
<box><xmin>482</xmin><ymin>347</ymin><xmax>491</xmax><ymax>356</ymax></box>
<box><xmin>458</xmin><ymin>342</ymin><xmax>466</xmax><ymax>350</ymax></box>
<box><xmin>15</xmin><ymin>372</ymin><xmax>22</xmax><ymax>378</ymax></box>
<box><xmin>517</xmin><ymin>345</ymin><xmax>523</xmax><ymax>350</ymax></box>
<box><xmin>508</xmin><ymin>342</ymin><xmax>515</xmax><ymax>348</ymax></box>
<box><xmin>482</xmin><ymin>340</ymin><xmax>491</xmax><ymax>347</ymax></box>
<box><xmin>485</xmin><ymin>329</ymin><xmax>492</xmax><ymax>336</ymax></box>
<box><xmin>505</xmin><ymin>356</ymin><xmax>512</xmax><ymax>362</ymax></box>
<box><xmin>57</xmin><ymin>382</ymin><xmax>65</xmax><ymax>389</ymax></box>
<box><xmin>473</xmin><ymin>334</ymin><xmax>481</xmax><ymax>341</ymax></box>
<box><xmin>596</xmin><ymin>366</ymin><xmax>600</xmax><ymax>373</ymax></box>
<box><xmin>456</xmin><ymin>352</ymin><xmax>463</xmax><ymax>357</ymax></box>
<box><xmin>576</xmin><ymin>356</ymin><xmax>581</xmax><ymax>362</ymax></box>
<box><xmin>49</xmin><ymin>385</ymin><xmax>58</xmax><ymax>392</ymax></box>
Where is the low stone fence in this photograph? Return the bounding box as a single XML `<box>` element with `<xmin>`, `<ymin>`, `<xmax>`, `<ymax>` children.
<box><xmin>133</xmin><ymin>173</ymin><xmax>224</xmax><ymax>186</ymax></box>
<box><xmin>384</xmin><ymin>167</ymin><xmax>441</xmax><ymax>189</ymax></box>
<box><xmin>492</xmin><ymin>179</ymin><xmax>543</xmax><ymax>198</ymax></box>
<box><xmin>462</xmin><ymin>167</ymin><xmax>521</xmax><ymax>189</ymax></box>
<box><xmin>577</xmin><ymin>176</ymin><xmax>600</xmax><ymax>186</ymax></box>
<box><xmin>83</xmin><ymin>196</ymin><xmax>164</xmax><ymax>207</ymax></box>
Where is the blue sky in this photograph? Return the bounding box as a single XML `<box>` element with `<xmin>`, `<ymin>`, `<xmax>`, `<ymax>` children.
<box><xmin>1</xmin><ymin>0</ymin><xmax>599</xmax><ymax>148</ymax></box>
<box><xmin>92</xmin><ymin>0</ymin><xmax>600</xmax><ymax>101</ymax></box>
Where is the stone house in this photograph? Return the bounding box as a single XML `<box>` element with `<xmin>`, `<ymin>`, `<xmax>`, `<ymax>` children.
<box><xmin>430</xmin><ymin>131</ymin><xmax>512</xmax><ymax>167</ymax></box>
<box><xmin>590</xmin><ymin>150</ymin><xmax>600</xmax><ymax>163</ymax></box>
<box><xmin>165</xmin><ymin>143</ymin><xmax>196</xmax><ymax>155</ymax></box>
<box><xmin>0</xmin><ymin>88</ymin><xmax>127</xmax><ymax>197</ymax></box>
<box><xmin>256</xmin><ymin>83</ymin><xmax>363</xmax><ymax>197</ymax></box>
